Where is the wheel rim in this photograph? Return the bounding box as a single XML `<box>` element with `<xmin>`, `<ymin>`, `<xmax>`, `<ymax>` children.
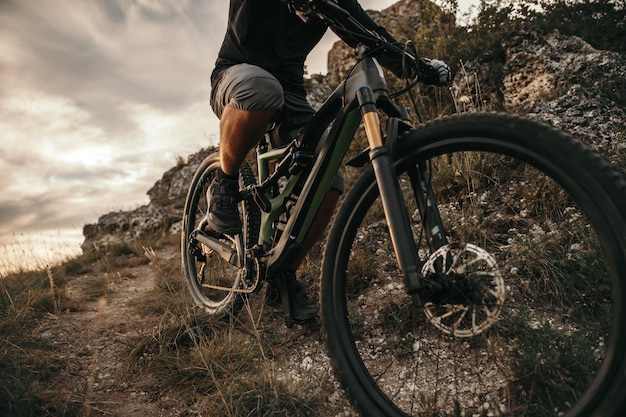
<box><xmin>326</xmin><ymin>145</ymin><xmax>621</xmax><ymax>416</ymax></box>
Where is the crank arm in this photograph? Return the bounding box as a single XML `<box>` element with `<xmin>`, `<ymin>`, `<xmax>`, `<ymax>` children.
<box><xmin>190</xmin><ymin>229</ymin><xmax>241</xmax><ymax>268</ymax></box>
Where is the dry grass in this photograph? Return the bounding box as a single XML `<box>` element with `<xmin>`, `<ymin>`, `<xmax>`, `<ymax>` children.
<box><xmin>0</xmin><ymin>234</ymin><xmax>170</xmax><ymax>416</ymax></box>
<box><xmin>0</xmin><ymin>224</ymin><xmax>335</xmax><ymax>417</ymax></box>
<box><xmin>129</xmin><ymin>247</ymin><xmax>326</xmax><ymax>416</ymax></box>
<box><xmin>1</xmin><ymin>261</ymin><xmax>79</xmax><ymax>415</ymax></box>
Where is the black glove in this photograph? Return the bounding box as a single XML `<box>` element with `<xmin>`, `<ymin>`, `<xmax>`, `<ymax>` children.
<box><xmin>418</xmin><ymin>58</ymin><xmax>453</xmax><ymax>86</ymax></box>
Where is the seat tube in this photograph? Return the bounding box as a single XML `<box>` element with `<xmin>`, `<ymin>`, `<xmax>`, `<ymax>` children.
<box><xmin>356</xmin><ymin>86</ymin><xmax>423</xmax><ymax>304</ymax></box>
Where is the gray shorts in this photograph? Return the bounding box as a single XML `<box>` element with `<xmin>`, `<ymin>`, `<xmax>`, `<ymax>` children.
<box><xmin>211</xmin><ymin>63</ymin><xmax>343</xmax><ymax>192</ymax></box>
<box><xmin>210</xmin><ymin>63</ymin><xmax>284</xmax><ymax>119</ymax></box>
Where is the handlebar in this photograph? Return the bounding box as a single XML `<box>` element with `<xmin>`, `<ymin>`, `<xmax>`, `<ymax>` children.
<box><xmin>283</xmin><ymin>0</ymin><xmax>451</xmax><ymax>86</ymax></box>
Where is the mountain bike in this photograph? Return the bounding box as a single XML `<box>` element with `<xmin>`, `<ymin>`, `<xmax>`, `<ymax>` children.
<box><xmin>182</xmin><ymin>1</ymin><xmax>626</xmax><ymax>416</ymax></box>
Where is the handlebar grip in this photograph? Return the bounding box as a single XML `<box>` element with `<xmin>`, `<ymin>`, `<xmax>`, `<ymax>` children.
<box><xmin>418</xmin><ymin>58</ymin><xmax>453</xmax><ymax>86</ymax></box>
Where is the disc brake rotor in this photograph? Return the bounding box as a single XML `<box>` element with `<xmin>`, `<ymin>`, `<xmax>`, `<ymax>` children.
<box><xmin>420</xmin><ymin>243</ymin><xmax>506</xmax><ymax>337</ymax></box>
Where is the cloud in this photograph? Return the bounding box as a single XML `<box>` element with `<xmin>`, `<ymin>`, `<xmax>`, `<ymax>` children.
<box><xmin>0</xmin><ymin>85</ymin><xmax>214</xmax><ymax>236</ymax></box>
<box><xmin>1</xmin><ymin>0</ymin><xmax>224</xmax><ymax>135</ymax></box>
<box><xmin>0</xmin><ymin>0</ymin><xmax>227</xmax><ymax>247</ymax></box>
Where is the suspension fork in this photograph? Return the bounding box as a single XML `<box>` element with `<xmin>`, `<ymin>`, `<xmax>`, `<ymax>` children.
<box><xmin>408</xmin><ymin>163</ymin><xmax>451</xmax><ymax>272</ymax></box>
<box><xmin>357</xmin><ymin>86</ymin><xmax>424</xmax><ymax>306</ymax></box>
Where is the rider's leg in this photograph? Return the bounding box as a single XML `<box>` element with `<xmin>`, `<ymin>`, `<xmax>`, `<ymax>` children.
<box><xmin>209</xmin><ymin>63</ymin><xmax>326</xmax><ymax>323</ymax></box>
<box><xmin>266</xmin><ymin>188</ymin><xmax>341</xmax><ymax>323</ymax></box>
<box><xmin>219</xmin><ymin>106</ymin><xmax>277</xmax><ymax>176</ymax></box>
<box><xmin>206</xmin><ymin>63</ymin><xmax>283</xmax><ymax>235</ymax></box>
<box><xmin>204</xmin><ymin>106</ymin><xmax>277</xmax><ymax>235</ymax></box>
<box><xmin>266</xmin><ymin>127</ymin><xmax>344</xmax><ymax>323</ymax></box>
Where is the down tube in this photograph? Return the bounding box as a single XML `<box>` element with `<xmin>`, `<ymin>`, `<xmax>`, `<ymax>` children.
<box><xmin>296</xmin><ymin>109</ymin><xmax>362</xmax><ymax>242</ymax></box>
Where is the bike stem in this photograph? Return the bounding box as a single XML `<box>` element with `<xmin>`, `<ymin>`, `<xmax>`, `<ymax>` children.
<box><xmin>356</xmin><ymin>86</ymin><xmax>424</xmax><ymax>307</ymax></box>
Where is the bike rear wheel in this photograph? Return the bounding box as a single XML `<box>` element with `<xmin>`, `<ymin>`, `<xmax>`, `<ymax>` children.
<box><xmin>321</xmin><ymin>113</ymin><xmax>626</xmax><ymax>417</ymax></box>
<box><xmin>182</xmin><ymin>152</ymin><xmax>259</xmax><ymax>316</ymax></box>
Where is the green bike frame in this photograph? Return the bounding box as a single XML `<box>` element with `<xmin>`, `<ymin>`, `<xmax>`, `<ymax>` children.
<box><xmin>254</xmin><ymin>56</ymin><xmax>425</xmax><ymax>302</ymax></box>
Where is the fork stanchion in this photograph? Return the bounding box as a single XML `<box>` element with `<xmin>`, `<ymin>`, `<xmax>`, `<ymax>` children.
<box><xmin>357</xmin><ymin>86</ymin><xmax>423</xmax><ymax>305</ymax></box>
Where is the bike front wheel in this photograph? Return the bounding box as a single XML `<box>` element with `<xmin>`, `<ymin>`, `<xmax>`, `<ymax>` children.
<box><xmin>321</xmin><ymin>113</ymin><xmax>626</xmax><ymax>417</ymax></box>
<box><xmin>182</xmin><ymin>152</ymin><xmax>259</xmax><ymax>316</ymax></box>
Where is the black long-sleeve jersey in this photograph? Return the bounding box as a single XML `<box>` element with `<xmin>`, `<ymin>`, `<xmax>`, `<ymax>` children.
<box><xmin>212</xmin><ymin>0</ymin><xmax>390</xmax><ymax>89</ymax></box>
<box><xmin>211</xmin><ymin>0</ymin><xmax>395</xmax><ymax>128</ymax></box>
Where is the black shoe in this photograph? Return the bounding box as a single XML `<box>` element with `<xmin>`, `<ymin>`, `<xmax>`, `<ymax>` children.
<box><xmin>203</xmin><ymin>175</ymin><xmax>241</xmax><ymax>235</ymax></box>
<box><xmin>265</xmin><ymin>271</ymin><xmax>318</xmax><ymax>324</ymax></box>
<box><xmin>288</xmin><ymin>278</ymin><xmax>319</xmax><ymax>323</ymax></box>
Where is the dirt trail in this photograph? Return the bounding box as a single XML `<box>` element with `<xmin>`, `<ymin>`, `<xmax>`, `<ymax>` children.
<box><xmin>34</xmin><ymin>244</ymin><xmax>356</xmax><ymax>416</ymax></box>
<box><xmin>36</xmin><ymin>246</ymin><xmax>186</xmax><ymax>416</ymax></box>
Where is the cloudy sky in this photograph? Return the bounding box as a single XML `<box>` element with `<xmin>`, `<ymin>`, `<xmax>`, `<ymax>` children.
<box><xmin>0</xmin><ymin>0</ymin><xmax>475</xmax><ymax>272</ymax></box>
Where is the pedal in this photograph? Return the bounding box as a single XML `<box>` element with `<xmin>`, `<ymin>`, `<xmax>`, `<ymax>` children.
<box><xmin>190</xmin><ymin>229</ymin><xmax>240</xmax><ymax>267</ymax></box>
<box><xmin>251</xmin><ymin>185</ymin><xmax>272</xmax><ymax>212</ymax></box>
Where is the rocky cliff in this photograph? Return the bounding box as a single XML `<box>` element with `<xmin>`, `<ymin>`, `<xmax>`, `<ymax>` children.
<box><xmin>454</xmin><ymin>30</ymin><xmax>626</xmax><ymax>164</ymax></box>
<box><xmin>81</xmin><ymin>1</ymin><xmax>626</xmax><ymax>252</ymax></box>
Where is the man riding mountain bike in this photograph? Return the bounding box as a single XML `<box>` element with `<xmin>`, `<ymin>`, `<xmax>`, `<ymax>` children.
<box><xmin>204</xmin><ymin>0</ymin><xmax>451</xmax><ymax>324</ymax></box>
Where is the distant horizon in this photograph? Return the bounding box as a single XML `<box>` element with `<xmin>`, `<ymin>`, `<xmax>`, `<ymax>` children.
<box><xmin>0</xmin><ymin>229</ymin><xmax>84</xmax><ymax>276</ymax></box>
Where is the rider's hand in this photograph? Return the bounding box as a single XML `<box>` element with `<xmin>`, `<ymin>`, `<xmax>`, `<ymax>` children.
<box><xmin>419</xmin><ymin>58</ymin><xmax>453</xmax><ymax>86</ymax></box>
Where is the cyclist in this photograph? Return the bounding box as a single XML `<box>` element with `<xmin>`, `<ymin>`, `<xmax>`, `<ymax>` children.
<box><xmin>205</xmin><ymin>0</ymin><xmax>451</xmax><ymax>323</ymax></box>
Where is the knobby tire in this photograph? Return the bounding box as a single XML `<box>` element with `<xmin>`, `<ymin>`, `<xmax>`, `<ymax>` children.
<box><xmin>321</xmin><ymin>113</ymin><xmax>626</xmax><ymax>417</ymax></box>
